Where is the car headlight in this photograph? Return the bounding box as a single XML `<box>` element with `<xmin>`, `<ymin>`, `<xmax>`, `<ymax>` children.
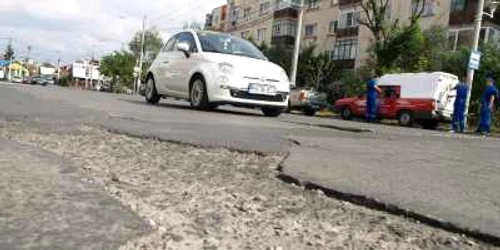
<box><xmin>219</xmin><ymin>62</ymin><xmax>234</xmax><ymax>75</ymax></box>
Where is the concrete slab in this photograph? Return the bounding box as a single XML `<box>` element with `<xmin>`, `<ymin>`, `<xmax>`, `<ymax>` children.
<box><xmin>0</xmin><ymin>138</ymin><xmax>149</xmax><ymax>250</ymax></box>
<box><xmin>282</xmin><ymin>135</ymin><xmax>500</xmax><ymax>242</ymax></box>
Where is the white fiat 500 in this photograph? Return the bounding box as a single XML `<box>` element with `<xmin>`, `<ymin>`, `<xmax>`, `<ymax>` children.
<box><xmin>145</xmin><ymin>30</ymin><xmax>290</xmax><ymax>117</ymax></box>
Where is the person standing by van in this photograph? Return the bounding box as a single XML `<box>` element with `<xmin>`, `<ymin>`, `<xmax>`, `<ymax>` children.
<box><xmin>452</xmin><ymin>76</ymin><xmax>468</xmax><ymax>133</ymax></box>
<box><xmin>366</xmin><ymin>78</ymin><xmax>382</xmax><ymax>122</ymax></box>
<box><xmin>476</xmin><ymin>75</ymin><xmax>499</xmax><ymax>135</ymax></box>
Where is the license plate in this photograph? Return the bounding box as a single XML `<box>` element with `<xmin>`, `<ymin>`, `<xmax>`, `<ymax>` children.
<box><xmin>248</xmin><ymin>83</ymin><xmax>277</xmax><ymax>95</ymax></box>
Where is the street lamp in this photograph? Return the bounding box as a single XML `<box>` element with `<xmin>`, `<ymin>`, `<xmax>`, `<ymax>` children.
<box><xmin>464</xmin><ymin>0</ymin><xmax>499</xmax><ymax>127</ymax></box>
<box><xmin>290</xmin><ymin>0</ymin><xmax>305</xmax><ymax>87</ymax></box>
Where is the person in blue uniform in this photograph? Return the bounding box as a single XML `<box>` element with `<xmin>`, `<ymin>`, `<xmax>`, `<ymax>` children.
<box><xmin>476</xmin><ymin>75</ymin><xmax>499</xmax><ymax>134</ymax></box>
<box><xmin>452</xmin><ymin>77</ymin><xmax>468</xmax><ymax>133</ymax></box>
<box><xmin>366</xmin><ymin>78</ymin><xmax>382</xmax><ymax>122</ymax></box>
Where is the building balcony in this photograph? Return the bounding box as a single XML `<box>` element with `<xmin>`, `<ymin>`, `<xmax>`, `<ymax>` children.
<box><xmin>336</xmin><ymin>27</ymin><xmax>359</xmax><ymax>38</ymax></box>
<box><xmin>449</xmin><ymin>2</ymin><xmax>500</xmax><ymax>26</ymax></box>
<box><xmin>274</xmin><ymin>7</ymin><xmax>298</xmax><ymax>19</ymax></box>
<box><xmin>339</xmin><ymin>0</ymin><xmax>361</xmax><ymax>7</ymax></box>
<box><xmin>333</xmin><ymin>59</ymin><xmax>355</xmax><ymax>69</ymax></box>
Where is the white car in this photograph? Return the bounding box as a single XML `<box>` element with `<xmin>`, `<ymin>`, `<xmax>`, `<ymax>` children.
<box><xmin>145</xmin><ymin>30</ymin><xmax>290</xmax><ymax>117</ymax></box>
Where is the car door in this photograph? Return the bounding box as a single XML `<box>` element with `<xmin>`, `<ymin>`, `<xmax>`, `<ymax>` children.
<box><xmin>155</xmin><ymin>35</ymin><xmax>178</xmax><ymax>94</ymax></box>
<box><xmin>378</xmin><ymin>86</ymin><xmax>398</xmax><ymax>117</ymax></box>
<box><xmin>168</xmin><ymin>32</ymin><xmax>199</xmax><ymax>97</ymax></box>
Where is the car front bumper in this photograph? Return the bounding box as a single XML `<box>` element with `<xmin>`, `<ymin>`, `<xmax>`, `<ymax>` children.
<box><xmin>209</xmin><ymin>87</ymin><xmax>289</xmax><ymax>109</ymax></box>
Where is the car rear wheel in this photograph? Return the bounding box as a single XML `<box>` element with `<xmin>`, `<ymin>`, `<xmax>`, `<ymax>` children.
<box><xmin>340</xmin><ymin>107</ymin><xmax>353</xmax><ymax>120</ymax></box>
<box><xmin>422</xmin><ymin>120</ymin><xmax>439</xmax><ymax>130</ymax></box>
<box><xmin>190</xmin><ymin>77</ymin><xmax>210</xmax><ymax>110</ymax></box>
<box><xmin>145</xmin><ymin>76</ymin><xmax>161</xmax><ymax>104</ymax></box>
<box><xmin>304</xmin><ymin>106</ymin><xmax>316</xmax><ymax>116</ymax></box>
<box><xmin>262</xmin><ymin>107</ymin><xmax>283</xmax><ymax>117</ymax></box>
<box><xmin>398</xmin><ymin>111</ymin><xmax>414</xmax><ymax>127</ymax></box>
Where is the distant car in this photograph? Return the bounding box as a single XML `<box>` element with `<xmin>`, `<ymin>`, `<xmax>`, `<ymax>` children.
<box><xmin>145</xmin><ymin>30</ymin><xmax>290</xmax><ymax>117</ymax></box>
<box><xmin>31</xmin><ymin>75</ymin><xmax>55</xmax><ymax>86</ymax></box>
<box><xmin>11</xmin><ymin>76</ymin><xmax>22</xmax><ymax>83</ymax></box>
<box><xmin>288</xmin><ymin>88</ymin><xmax>329</xmax><ymax>116</ymax></box>
<box><xmin>334</xmin><ymin>72</ymin><xmax>457</xmax><ymax>129</ymax></box>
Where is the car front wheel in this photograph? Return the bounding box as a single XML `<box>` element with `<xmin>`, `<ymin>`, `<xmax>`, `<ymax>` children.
<box><xmin>340</xmin><ymin>107</ymin><xmax>353</xmax><ymax>120</ymax></box>
<box><xmin>145</xmin><ymin>76</ymin><xmax>160</xmax><ymax>104</ymax></box>
<box><xmin>190</xmin><ymin>76</ymin><xmax>210</xmax><ymax>110</ymax></box>
<box><xmin>262</xmin><ymin>107</ymin><xmax>283</xmax><ymax>117</ymax></box>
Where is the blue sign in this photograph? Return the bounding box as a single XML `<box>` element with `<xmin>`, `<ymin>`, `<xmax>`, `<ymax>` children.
<box><xmin>469</xmin><ymin>51</ymin><xmax>482</xmax><ymax>70</ymax></box>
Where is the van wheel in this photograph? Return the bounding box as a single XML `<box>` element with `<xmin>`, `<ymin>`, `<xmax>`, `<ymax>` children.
<box><xmin>422</xmin><ymin>120</ymin><xmax>439</xmax><ymax>130</ymax></box>
<box><xmin>398</xmin><ymin>111</ymin><xmax>414</xmax><ymax>127</ymax></box>
<box><xmin>190</xmin><ymin>76</ymin><xmax>210</xmax><ymax>110</ymax></box>
<box><xmin>145</xmin><ymin>76</ymin><xmax>160</xmax><ymax>104</ymax></box>
<box><xmin>340</xmin><ymin>107</ymin><xmax>353</xmax><ymax>120</ymax></box>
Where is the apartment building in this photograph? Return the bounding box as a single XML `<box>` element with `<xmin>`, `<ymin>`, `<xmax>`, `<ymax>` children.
<box><xmin>206</xmin><ymin>0</ymin><xmax>500</xmax><ymax>69</ymax></box>
<box><xmin>208</xmin><ymin>4</ymin><xmax>229</xmax><ymax>32</ymax></box>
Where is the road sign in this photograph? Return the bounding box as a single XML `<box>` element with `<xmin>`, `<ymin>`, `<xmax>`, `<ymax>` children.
<box><xmin>469</xmin><ymin>51</ymin><xmax>482</xmax><ymax>70</ymax></box>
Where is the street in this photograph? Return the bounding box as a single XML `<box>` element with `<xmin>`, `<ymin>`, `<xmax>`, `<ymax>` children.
<box><xmin>1</xmin><ymin>83</ymin><xmax>500</xmax><ymax>249</ymax></box>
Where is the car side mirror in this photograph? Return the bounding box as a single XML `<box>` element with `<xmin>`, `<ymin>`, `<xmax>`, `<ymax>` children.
<box><xmin>176</xmin><ymin>42</ymin><xmax>191</xmax><ymax>58</ymax></box>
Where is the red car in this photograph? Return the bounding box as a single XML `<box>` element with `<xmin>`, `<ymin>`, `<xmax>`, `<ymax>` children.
<box><xmin>335</xmin><ymin>72</ymin><xmax>458</xmax><ymax>129</ymax></box>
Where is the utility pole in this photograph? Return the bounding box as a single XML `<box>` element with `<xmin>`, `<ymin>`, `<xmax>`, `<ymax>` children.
<box><xmin>464</xmin><ymin>0</ymin><xmax>499</xmax><ymax>127</ymax></box>
<box><xmin>136</xmin><ymin>15</ymin><xmax>147</xmax><ymax>95</ymax></box>
<box><xmin>57</xmin><ymin>58</ymin><xmax>61</xmax><ymax>84</ymax></box>
<box><xmin>290</xmin><ymin>0</ymin><xmax>304</xmax><ymax>87</ymax></box>
<box><xmin>90</xmin><ymin>51</ymin><xmax>94</xmax><ymax>90</ymax></box>
<box><xmin>24</xmin><ymin>45</ymin><xmax>31</xmax><ymax>81</ymax></box>
<box><xmin>7</xmin><ymin>38</ymin><xmax>13</xmax><ymax>81</ymax></box>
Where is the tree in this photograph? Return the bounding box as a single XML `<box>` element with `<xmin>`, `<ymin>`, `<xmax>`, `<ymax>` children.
<box><xmin>129</xmin><ymin>28</ymin><xmax>164</xmax><ymax>76</ymax></box>
<box><xmin>4</xmin><ymin>43</ymin><xmax>14</xmax><ymax>60</ymax></box>
<box><xmin>100</xmin><ymin>50</ymin><xmax>136</xmax><ymax>89</ymax></box>
<box><xmin>359</xmin><ymin>0</ymin><xmax>427</xmax><ymax>74</ymax></box>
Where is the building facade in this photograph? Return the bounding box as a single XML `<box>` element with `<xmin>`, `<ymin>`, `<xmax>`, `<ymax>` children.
<box><xmin>206</xmin><ymin>0</ymin><xmax>500</xmax><ymax>69</ymax></box>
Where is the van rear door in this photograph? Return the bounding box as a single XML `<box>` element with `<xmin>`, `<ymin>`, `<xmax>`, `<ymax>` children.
<box><xmin>436</xmin><ymin>74</ymin><xmax>457</xmax><ymax>118</ymax></box>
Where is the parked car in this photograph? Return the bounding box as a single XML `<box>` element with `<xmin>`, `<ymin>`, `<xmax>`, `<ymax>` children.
<box><xmin>144</xmin><ymin>30</ymin><xmax>290</xmax><ymax>117</ymax></box>
<box><xmin>11</xmin><ymin>76</ymin><xmax>22</xmax><ymax>83</ymax></box>
<box><xmin>334</xmin><ymin>72</ymin><xmax>458</xmax><ymax>129</ymax></box>
<box><xmin>31</xmin><ymin>75</ymin><xmax>55</xmax><ymax>86</ymax></box>
<box><xmin>288</xmin><ymin>88</ymin><xmax>329</xmax><ymax>116</ymax></box>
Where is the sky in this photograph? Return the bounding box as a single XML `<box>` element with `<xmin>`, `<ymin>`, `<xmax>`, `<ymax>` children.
<box><xmin>0</xmin><ymin>0</ymin><xmax>226</xmax><ymax>65</ymax></box>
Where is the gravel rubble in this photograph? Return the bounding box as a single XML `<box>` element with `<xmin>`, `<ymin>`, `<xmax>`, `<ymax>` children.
<box><xmin>0</xmin><ymin>121</ymin><xmax>497</xmax><ymax>250</ymax></box>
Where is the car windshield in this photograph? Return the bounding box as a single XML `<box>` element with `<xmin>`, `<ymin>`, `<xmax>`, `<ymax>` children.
<box><xmin>197</xmin><ymin>32</ymin><xmax>266</xmax><ymax>60</ymax></box>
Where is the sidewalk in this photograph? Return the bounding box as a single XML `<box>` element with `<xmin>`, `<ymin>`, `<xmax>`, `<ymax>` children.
<box><xmin>0</xmin><ymin>138</ymin><xmax>149</xmax><ymax>250</ymax></box>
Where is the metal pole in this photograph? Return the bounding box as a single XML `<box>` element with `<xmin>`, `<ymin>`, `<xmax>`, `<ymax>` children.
<box><xmin>464</xmin><ymin>0</ymin><xmax>485</xmax><ymax>128</ymax></box>
<box><xmin>290</xmin><ymin>0</ymin><xmax>304</xmax><ymax>86</ymax></box>
<box><xmin>136</xmin><ymin>15</ymin><xmax>147</xmax><ymax>95</ymax></box>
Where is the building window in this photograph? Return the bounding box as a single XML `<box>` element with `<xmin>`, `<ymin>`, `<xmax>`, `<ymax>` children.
<box><xmin>332</xmin><ymin>39</ymin><xmax>358</xmax><ymax>60</ymax></box>
<box><xmin>243</xmin><ymin>8</ymin><xmax>251</xmax><ymax>21</ymax></box>
<box><xmin>307</xmin><ymin>0</ymin><xmax>320</xmax><ymax>9</ymax></box>
<box><xmin>451</xmin><ymin>0</ymin><xmax>465</xmax><ymax>11</ymax></box>
<box><xmin>412</xmin><ymin>0</ymin><xmax>436</xmax><ymax>17</ymax></box>
<box><xmin>329</xmin><ymin>21</ymin><xmax>338</xmax><ymax>34</ymax></box>
<box><xmin>273</xmin><ymin>20</ymin><xmax>298</xmax><ymax>37</ymax></box>
<box><xmin>305</xmin><ymin>24</ymin><xmax>317</xmax><ymax>37</ymax></box>
<box><xmin>257</xmin><ymin>28</ymin><xmax>267</xmax><ymax>41</ymax></box>
<box><xmin>260</xmin><ymin>0</ymin><xmax>271</xmax><ymax>15</ymax></box>
<box><xmin>339</xmin><ymin>10</ymin><xmax>361</xmax><ymax>29</ymax></box>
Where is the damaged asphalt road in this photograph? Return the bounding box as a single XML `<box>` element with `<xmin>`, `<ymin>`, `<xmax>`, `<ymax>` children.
<box><xmin>1</xmin><ymin>83</ymin><xmax>500</xmax><ymax>249</ymax></box>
